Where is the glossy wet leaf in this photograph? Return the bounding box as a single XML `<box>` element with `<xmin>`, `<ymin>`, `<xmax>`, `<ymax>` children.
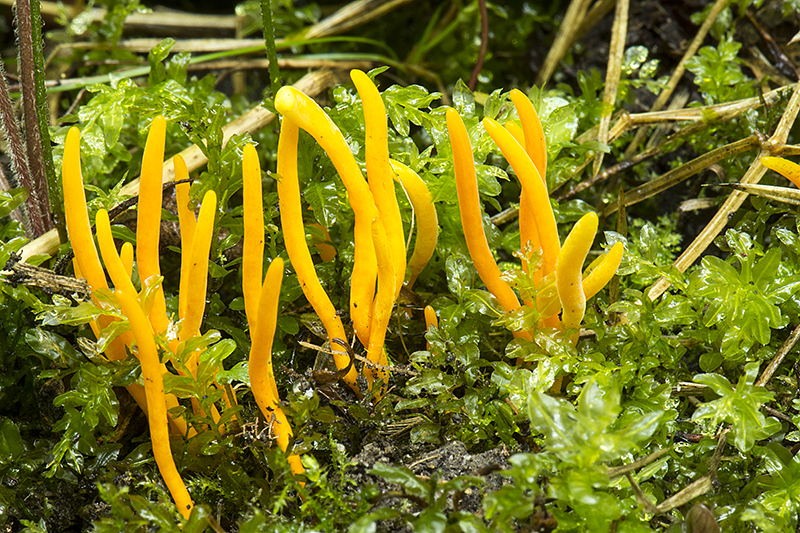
<box><xmin>692</xmin><ymin>362</ymin><xmax>780</xmax><ymax>452</ymax></box>
<box><xmin>527</xmin><ymin>376</ymin><xmax>663</xmax><ymax>469</ymax></box>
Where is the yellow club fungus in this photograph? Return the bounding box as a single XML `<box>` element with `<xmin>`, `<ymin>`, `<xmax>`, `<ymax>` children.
<box><xmin>509</xmin><ymin>89</ymin><xmax>547</xmax><ymax>182</ymax></box>
<box><xmin>351</xmin><ymin>69</ymin><xmax>406</xmax><ymax>299</ymax></box>
<box><xmin>482</xmin><ymin>117</ymin><xmax>559</xmax><ymax>280</ymax></box>
<box><xmin>389</xmin><ymin>160</ymin><xmax>438</xmax><ymax>290</ymax></box>
<box><xmin>364</xmin><ymin>218</ymin><xmax>396</xmax><ymax>398</ymax></box>
<box><xmin>136</xmin><ymin>115</ymin><xmax>169</xmax><ymax>335</ymax></box>
<box><xmin>761</xmin><ymin>156</ymin><xmax>800</xmax><ymax>188</ymax></box>
<box><xmin>275</xmin><ymin>85</ymin><xmax>379</xmax><ymax>349</ymax></box>
<box><xmin>242</xmin><ymin>143</ymin><xmax>265</xmax><ymax>328</ymax></box>
<box><xmin>174</xmin><ymin>155</ymin><xmax>197</xmax><ymax>322</ymax></box>
<box><xmin>424</xmin><ymin>304</ymin><xmax>438</xmax><ymax>351</ymax></box>
<box><xmin>248</xmin><ymin>257</ymin><xmax>305</xmax><ymax>477</ymax></box>
<box><xmin>276</xmin><ymin>117</ymin><xmax>359</xmax><ymax>392</ymax></box>
<box><xmin>556</xmin><ymin>212</ymin><xmax>598</xmax><ymax>341</ymax></box>
<box><xmin>95</xmin><ymin>208</ymin><xmax>193</xmax><ymax>517</ymax></box>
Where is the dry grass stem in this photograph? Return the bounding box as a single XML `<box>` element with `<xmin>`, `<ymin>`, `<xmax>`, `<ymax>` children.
<box><xmin>593</xmin><ymin>0</ymin><xmax>628</xmax><ymax>177</ymax></box>
<box><xmin>624</xmin><ymin>0</ymin><xmax>729</xmax><ymax>157</ymax></box>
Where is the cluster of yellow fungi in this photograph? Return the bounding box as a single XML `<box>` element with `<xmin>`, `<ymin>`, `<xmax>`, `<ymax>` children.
<box><xmin>61</xmin><ymin>70</ymin><xmax>622</xmax><ymax>520</ymax></box>
<box><xmin>447</xmin><ymin>90</ymin><xmax>623</xmax><ymax>344</ymax></box>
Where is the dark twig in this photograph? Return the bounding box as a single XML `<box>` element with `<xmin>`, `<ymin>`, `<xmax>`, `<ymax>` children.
<box><xmin>2</xmin><ymin>252</ymin><xmax>92</xmax><ymax>300</ymax></box>
<box><xmin>468</xmin><ymin>0</ymin><xmax>489</xmax><ymax>90</ymax></box>
<box><xmin>746</xmin><ymin>8</ymin><xmax>799</xmax><ymax>81</ymax></box>
<box><xmin>15</xmin><ymin>0</ymin><xmax>54</xmax><ymax>236</ymax></box>
<box><xmin>62</xmin><ymin>88</ymin><xmax>88</xmax><ymax>120</ymax></box>
<box><xmin>558</xmin><ymin>118</ymin><xmax>714</xmax><ymax>201</ymax></box>
<box><xmin>756</xmin><ymin>322</ymin><xmax>800</xmax><ymax>387</ymax></box>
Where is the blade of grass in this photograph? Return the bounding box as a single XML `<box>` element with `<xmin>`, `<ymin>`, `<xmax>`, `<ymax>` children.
<box><xmin>720</xmin><ymin>182</ymin><xmax>800</xmax><ymax>207</ymax></box>
<box><xmin>536</xmin><ymin>0</ymin><xmax>592</xmax><ymax>87</ymax></box>
<box><xmin>35</xmin><ymin>37</ymin><xmax>399</xmax><ymax>95</ymax></box>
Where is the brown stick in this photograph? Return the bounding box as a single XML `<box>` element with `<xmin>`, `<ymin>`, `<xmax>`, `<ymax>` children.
<box><xmin>755</xmin><ymin>322</ymin><xmax>800</xmax><ymax>388</ymax></box>
<box><xmin>14</xmin><ymin>0</ymin><xmax>53</xmax><ymax>236</ymax></box>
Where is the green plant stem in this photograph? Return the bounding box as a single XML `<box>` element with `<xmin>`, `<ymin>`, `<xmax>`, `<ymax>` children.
<box><xmin>260</xmin><ymin>0</ymin><xmax>282</xmax><ymax>97</ymax></box>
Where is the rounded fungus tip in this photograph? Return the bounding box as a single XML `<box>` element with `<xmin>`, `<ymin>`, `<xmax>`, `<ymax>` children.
<box><xmin>275</xmin><ymin>87</ymin><xmax>297</xmax><ymax>115</ymax></box>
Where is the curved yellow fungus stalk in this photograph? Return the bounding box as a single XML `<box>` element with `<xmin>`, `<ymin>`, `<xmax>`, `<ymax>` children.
<box><xmin>114</xmin><ymin>277</ymin><xmax>194</xmax><ymax>519</ymax></box>
<box><xmin>174</xmin><ymin>155</ymin><xmax>196</xmax><ymax>321</ymax></box>
<box><xmin>242</xmin><ymin>144</ymin><xmax>265</xmax><ymax>328</ymax></box>
<box><xmin>137</xmin><ymin>115</ymin><xmax>169</xmax><ymax>334</ymax></box>
<box><xmin>115</xmin><ymin>242</ymin><xmax>136</xmax><ymax>351</ymax></box>
<box><xmin>424</xmin><ymin>304</ymin><xmax>438</xmax><ymax>350</ymax></box>
<box><xmin>120</xmin><ymin>242</ymin><xmax>134</xmax><ymax>280</ymax></box>
<box><xmin>95</xmin><ymin>210</ymin><xmax>189</xmax><ymax>439</ymax></box>
<box><xmin>389</xmin><ymin>160</ymin><xmax>438</xmax><ymax>289</ymax></box>
<box><xmin>275</xmin><ymin>86</ymin><xmax>379</xmax><ymax>349</ymax></box>
<box><xmin>582</xmin><ymin>241</ymin><xmax>624</xmax><ymax>300</ymax></box>
<box><xmin>249</xmin><ymin>258</ymin><xmax>305</xmax><ymax>477</ymax></box>
<box><xmin>556</xmin><ymin>212</ymin><xmax>598</xmax><ymax>342</ymax></box>
<box><xmin>504</xmin><ymin>121</ymin><xmax>526</xmax><ymax>148</ymax></box>
<box><xmin>447</xmin><ymin>109</ymin><xmax>522</xmax><ymax>314</ymax></box>
<box><xmin>351</xmin><ymin>69</ymin><xmax>406</xmax><ymax>299</ymax></box>
<box><xmin>62</xmin><ymin>127</ymin><xmax>131</xmax><ymax>364</ymax></box>
<box><xmin>179</xmin><ymin>191</ymin><xmax>217</xmax><ymax>361</ymax></box>
<box><xmin>761</xmin><ymin>156</ymin><xmax>800</xmax><ymax>188</ymax></box>
<box><xmin>365</xmin><ymin>218</ymin><xmax>395</xmax><ymax>398</ymax></box>
<box><xmin>483</xmin><ymin>117</ymin><xmax>559</xmax><ymax>280</ymax></box>
<box><xmin>276</xmin><ymin>118</ymin><xmax>359</xmax><ymax>392</ymax></box>
<box><xmin>509</xmin><ymin>89</ymin><xmax>547</xmax><ymax>182</ymax></box>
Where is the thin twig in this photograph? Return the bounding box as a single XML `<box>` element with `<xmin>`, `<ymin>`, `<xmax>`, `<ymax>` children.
<box><xmin>61</xmin><ymin>88</ymin><xmax>88</xmax><ymax>120</ymax></box>
<box><xmin>602</xmin><ymin>135</ymin><xmax>762</xmax><ymax>217</ymax></box>
<box><xmin>593</xmin><ymin>0</ymin><xmax>628</xmax><ymax>177</ymax></box>
<box><xmin>468</xmin><ymin>0</ymin><xmax>489</xmax><ymax>91</ymax></box>
<box><xmin>298</xmin><ymin>340</ymin><xmax>418</xmax><ymax>376</ymax></box>
<box><xmin>755</xmin><ymin>322</ymin><xmax>800</xmax><ymax>387</ymax></box>
<box><xmin>624</xmin><ymin>0</ymin><xmax>728</xmax><ymax>157</ymax></box>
